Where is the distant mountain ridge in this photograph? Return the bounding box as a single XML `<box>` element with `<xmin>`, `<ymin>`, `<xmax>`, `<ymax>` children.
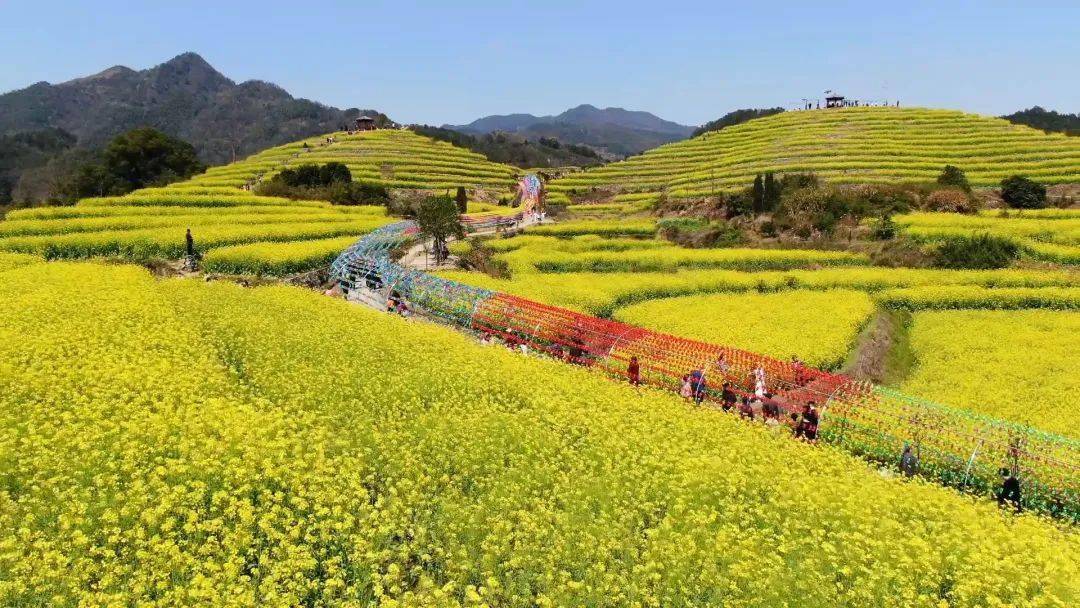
<box><xmin>447</xmin><ymin>104</ymin><xmax>695</xmax><ymax>157</ymax></box>
<box><xmin>0</xmin><ymin>52</ymin><xmax>383</xmax><ymax>164</ymax></box>
<box><xmin>0</xmin><ymin>52</ymin><xmax>387</xmax><ymax>202</ymax></box>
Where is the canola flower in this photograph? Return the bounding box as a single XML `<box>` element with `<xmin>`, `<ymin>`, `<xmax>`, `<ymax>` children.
<box><xmin>0</xmin><ymin>217</ymin><xmax>391</xmax><ymax>261</ymax></box>
<box><xmin>1</xmin><ymin>260</ymin><xmax>1078</xmax><ymax>606</ymax></box>
<box><xmin>202</xmin><ymin>235</ymin><xmax>373</xmax><ymax>276</ymax></box>
<box><xmin>895</xmin><ymin>211</ymin><xmax>1080</xmax><ymax>265</ymax></box>
<box><xmin>876</xmin><ymin>285</ymin><xmax>1080</xmax><ymax>310</ymax></box>
<box><xmin>183</xmin><ymin>129</ymin><xmax>517</xmax><ymax>190</ymax></box>
<box><xmin>902</xmin><ymin>309</ymin><xmax>1080</xmax><ymax>438</ymax></box>
<box><xmin>0</xmin><ymin>251</ymin><xmax>41</xmax><ymax>272</ymax></box>
<box><xmin>612</xmin><ymin>289</ymin><xmax>877</xmax><ymax>369</ymax></box>
<box><xmin>438</xmin><ymin>266</ymin><xmax>1079</xmax><ymax>317</ymax></box>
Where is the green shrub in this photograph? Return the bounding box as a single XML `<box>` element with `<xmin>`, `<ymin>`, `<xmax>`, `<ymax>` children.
<box><xmin>937</xmin><ymin>165</ymin><xmax>971</xmax><ymax>192</ymax></box>
<box><xmin>1001</xmin><ymin>176</ymin><xmax>1047</xmax><ymax>209</ymax></box>
<box><xmin>933</xmin><ymin>233</ymin><xmax>1020</xmax><ymax>269</ymax></box>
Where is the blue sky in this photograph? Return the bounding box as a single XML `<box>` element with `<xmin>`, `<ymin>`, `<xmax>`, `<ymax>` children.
<box><xmin>1</xmin><ymin>0</ymin><xmax>1077</xmax><ymax>126</ymax></box>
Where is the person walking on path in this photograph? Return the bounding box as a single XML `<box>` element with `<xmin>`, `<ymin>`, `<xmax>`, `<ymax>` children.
<box><xmin>680</xmin><ymin>374</ymin><xmax>693</xmax><ymax>400</ymax></box>
<box><xmin>899</xmin><ymin>444</ymin><xmax>920</xmax><ymax>477</ymax></box>
<box><xmin>752</xmin><ymin>364</ymin><xmax>766</xmax><ymax>398</ymax></box>
<box><xmin>627</xmin><ymin>356</ymin><xmax>641</xmax><ymax>386</ymax></box>
<box><xmin>184</xmin><ymin>228</ymin><xmax>200</xmax><ymax>271</ymax></box>
<box><xmin>690</xmin><ymin>368</ymin><xmax>707</xmax><ymax>405</ymax></box>
<box><xmin>795</xmin><ymin>402</ymin><xmax>819</xmax><ymax>442</ymax></box>
<box><xmin>738</xmin><ymin>396</ymin><xmax>755</xmax><ymax>420</ymax></box>
<box><xmin>721</xmin><ymin>382</ymin><xmax>737</xmax><ymax>412</ymax></box>
<box><xmin>997</xmin><ymin>468</ymin><xmax>1022</xmax><ymax>512</ymax></box>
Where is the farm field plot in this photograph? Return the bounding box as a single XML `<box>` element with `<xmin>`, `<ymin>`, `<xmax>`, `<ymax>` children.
<box><xmin>202</xmin><ymin>235</ymin><xmax>367</xmax><ymax>276</ymax></box>
<box><xmin>1</xmin><ymin>260</ymin><xmax>1077</xmax><ymax>606</ymax></box>
<box><xmin>185</xmin><ymin>129</ymin><xmax>519</xmax><ymax>190</ymax></box>
<box><xmin>0</xmin><ymin>128</ymin><xmax>520</xmax><ymax>269</ymax></box>
<box><xmin>547</xmin><ymin>107</ymin><xmax>1080</xmax><ymax>199</ymax></box>
<box><xmin>0</xmin><ymin>186</ymin><xmax>392</xmax><ymax>265</ymax></box>
<box><xmin>472</xmin><ymin>232</ymin><xmax>870</xmax><ymax>275</ymax></box>
<box><xmin>611</xmin><ymin>290</ymin><xmax>876</xmax><ymax>369</ymax></box>
<box><xmin>901</xmin><ymin>309</ymin><xmax>1080</xmax><ymax>438</ymax></box>
<box><xmin>896</xmin><ymin>211</ymin><xmax>1080</xmax><ymax>264</ymax></box>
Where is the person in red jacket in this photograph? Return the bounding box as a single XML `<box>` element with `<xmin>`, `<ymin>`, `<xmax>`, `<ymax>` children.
<box><xmin>627</xmin><ymin>356</ymin><xmax>641</xmax><ymax>386</ymax></box>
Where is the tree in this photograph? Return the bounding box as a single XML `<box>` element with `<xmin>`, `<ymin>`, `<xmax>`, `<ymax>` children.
<box><xmin>319</xmin><ymin>162</ymin><xmax>352</xmax><ymax>186</ymax></box>
<box><xmin>56</xmin><ymin>128</ymin><xmax>205</xmax><ymax>202</ymax></box>
<box><xmin>455</xmin><ymin>186</ymin><xmax>468</xmax><ymax>214</ymax></box>
<box><xmin>102</xmin><ymin>128</ymin><xmax>205</xmax><ymax>192</ymax></box>
<box><xmin>751</xmin><ymin>174</ymin><xmax>765</xmax><ymax>214</ymax></box>
<box><xmin>763</xmin><ymin>172</ymin><xmax>782</xmax><ymax>211</ymax></box>
<box><xmin>937</xmin><ymin>165</ymin><xmax>971</xmax><ymax>192</ymax></box>
<box><xmin>1000</xmin><ymin>175</ymin><xmax>1046</xmax><ymax>209</ymax></box>
<box><xmin>415</xmin><ymin>195</ymin><xmax>464</xmax><ymax>264</ymax></box>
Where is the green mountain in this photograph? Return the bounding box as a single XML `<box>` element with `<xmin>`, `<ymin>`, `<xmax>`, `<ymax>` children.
<box><xmin>0</xmin><ymin>52</ymin><xmax>387</xmax><ymax>203</ymax></box>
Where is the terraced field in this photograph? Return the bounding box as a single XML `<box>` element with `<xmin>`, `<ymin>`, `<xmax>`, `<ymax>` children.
<box><xmin>0</xmin><ymin>190</ymin><xmax>391</xmax><ymax>265</ymax></box>
<box><xmin>897</xmin><ymin>209</ymin><xmax>1080</xmax><ymax>264</ymax></box>
<box><xmin>186</xmin><ymin>128</ymin><xmax>519</xmax><ymax>190</ymax></box>
<box><xmin>443</xmin><ymin>226</ymin><xmax>1080</xmax><ymax>436</ymax></box>
<box><xmin>548</xmin><ymin>107</ymin><xmax>1080</xmax><ymax>199</ymax></box>
<box><xmin>0</xmin><ymin>129</ymin><xmax>524</xmax><ymax>273</ymax></box>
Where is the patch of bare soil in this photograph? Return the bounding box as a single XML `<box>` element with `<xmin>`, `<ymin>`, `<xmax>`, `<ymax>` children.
<box><xmin>567</xmin><ymin>188</ymin><xmax>618</xmax><ymax>205</ymax></box>
<box><xmin>842</xmin><ymin>309</ymin><xmax>913</xmax><ymax>385</ymax></box>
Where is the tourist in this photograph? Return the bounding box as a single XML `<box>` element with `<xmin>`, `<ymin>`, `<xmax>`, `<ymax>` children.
<box><xmin>749</xmin><ymin>392</ymin><xmax>763</xmax><ymax>418</ymax></box>
<box><xmin>690</xmin><ymin>368</ymin><xmax>707</xmax><ymax>405</ymax></box>
<box><xmin>628</xmin><ymin>355</ymin><xmax>641</xmax><ymax>386</ymax></box>
<box><xmin>738</xmin><ymin>396</ymin><xmax>755</xmax><ymax>420</ymax></box>
<box><xmin>185</xmin><ymin>228</ymin><xmax>195</xmax><ymax>258</ymax></box>
<box><xmin>900</xmin><ymin>444</ymin><xmax>920</xmax><ymax>477</ymax></box>
<box><xmin>997</xmin><ymin>468</ymin><xmax>1022</xmax><ymax>512</ymax></box>
<box><xmin>680</xmin><ymin>374</ymin><xmax>693</xmax><ymax>400</ymax></box>
<box><xmin>763</xmin><ymin>403</ymin><xmax>781</xmax><ymax>428</ymax></box>
<box><xmin>752</xmin><ymin>364</ymin><xmax>766</xmax><ymax>398</ymax></box>
<box><xmin>797</xmin><ymin>402</ymin><xmax>819</xmax><ymax>442</ymax></box>
<box><xmin>721</xmin><ymin>382</ymin><xmax>737</xmax><ymax>412</ymax></box>
<box><xmin>715</xmin><ymin>352</ymin><xmax>730</xmax><ymax>377</ymax></box>
<box><xmin>762</xmin><ymin>392</ymin><xmax>781</xmax><ymax>420</ymax></box>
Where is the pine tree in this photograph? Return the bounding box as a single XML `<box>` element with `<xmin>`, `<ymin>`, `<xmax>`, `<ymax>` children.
<box><xmin>751</xmin><ymin>174</ymin><xmax>765</xmax><ymax>214</ymax></box>
<box><xmin>763</xmin><ymin>172</ymin><xmax>782</xmax><ymax>211</ymax></box>
<box><xmin>455</xmin><ymin>186</ymin><xmax>468</xmax><ymax>214</ymax></box>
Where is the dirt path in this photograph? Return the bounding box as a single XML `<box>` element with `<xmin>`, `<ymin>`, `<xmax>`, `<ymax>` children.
<box><xmin>841</xmin><ymin>308</ymin><xmax>914</xmax><ymax>385</ymax></box>
<box><xmin>399</xmin><ymin>216</ymin><xmax>544</xmax><ymax>272</ymax></box>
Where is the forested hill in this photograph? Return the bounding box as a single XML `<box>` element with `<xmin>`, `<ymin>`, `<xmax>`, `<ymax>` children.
<box><xmin>0</xmin><ymin>52</ymin><xmax>388</xmax><ymax>203</ymax></box>
<box><xmin>0</xmin><ymin>52</ymin><xmax>389</xmax><ymax>163</ymax></box>
<box><xmin>448</xmin><ymin>104</ymin><xmax>694</xmax><ymax>157</ymax></box>
<box><xmin>1002</xmin><ymin>106</ymin><xmax>1079</xmax><ymax>136</ymax></box>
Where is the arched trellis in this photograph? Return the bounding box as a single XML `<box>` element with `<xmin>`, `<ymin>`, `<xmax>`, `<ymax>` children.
<box><xmin>329</xmin><ymin>218</ymin><xmax>1080</xmax><ymax>520</ymax></box>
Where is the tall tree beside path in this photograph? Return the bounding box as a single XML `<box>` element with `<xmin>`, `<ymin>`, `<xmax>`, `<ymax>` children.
<box><xmin>415</xmin><ymin>194</ymin><xmax>464</xmax><ymax>264</ymax></box>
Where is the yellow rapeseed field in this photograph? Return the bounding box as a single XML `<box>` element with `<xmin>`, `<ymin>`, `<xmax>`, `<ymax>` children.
<box><xmin>612</xmin><ymin>289</ymin><xmax>877</xmax><ymax>368</ymax></box>
<box><xmin>902</xmin><ymin>309</ymin><xmax>1080</xmax><ymax>438</ymax></box>
<box><xmin>3</xmin><ymin>260</ymin><xmax>1077</xmax><ymax>606</ymax></box>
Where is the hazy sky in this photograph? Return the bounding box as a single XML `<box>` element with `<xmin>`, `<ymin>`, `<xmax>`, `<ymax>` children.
<box><xmin>1</xmin><ymin>0</ymin><xmax>1077</xmax><ymax>126</ymax></box>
